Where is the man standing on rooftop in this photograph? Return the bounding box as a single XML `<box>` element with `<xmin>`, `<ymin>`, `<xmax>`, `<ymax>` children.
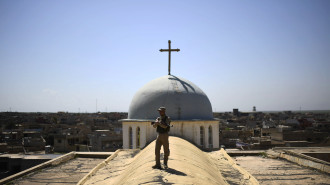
<box><xmin>152</xmin><ymin>107</ymin><xmax>171</xmax><ymax>169</ymax></box>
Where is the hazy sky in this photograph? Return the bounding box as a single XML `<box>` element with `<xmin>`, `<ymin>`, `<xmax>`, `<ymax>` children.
<box><xmin>1</xmin><ymin>0</ymin><xmax>329</xmax><ymax>112</ymax></box>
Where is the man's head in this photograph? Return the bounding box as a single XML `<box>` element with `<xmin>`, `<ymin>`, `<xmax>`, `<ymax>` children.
<box><xmin>157</xmin><ymin>107</ymin><xmax>166</xmax><ymax>116</ymax></box>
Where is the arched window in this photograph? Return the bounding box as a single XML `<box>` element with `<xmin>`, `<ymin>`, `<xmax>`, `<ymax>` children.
<box><xmin>200</xmin><ymin>126</ymin><xmax>204</xmax><ymax>148</ymax></box>
<box><xmin>129</xmin><ymin>127</ymin><xmax>133</xmax><ymax>149</ymax></box>
<box><xmin>136</xmin><ymin>127</ymin><xmax>140</xmax><ymax>148</ymax></box>
<box><xmin>208</xmin><ymin>126</ymin><xmax>213</xmax><ymax>148</ymax></box>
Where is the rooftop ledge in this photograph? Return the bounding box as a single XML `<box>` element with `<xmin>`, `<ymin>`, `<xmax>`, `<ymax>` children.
<box><xmin>119</xmin><ymin>119</ymin><xmax>219</xmax><ymax>122</ymax></box>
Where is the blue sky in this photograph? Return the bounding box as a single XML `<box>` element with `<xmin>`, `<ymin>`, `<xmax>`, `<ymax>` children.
<box><xmin>1</xmin><ymin>0</ymin><xmax>329</xmax><ymax>112</ymax></box>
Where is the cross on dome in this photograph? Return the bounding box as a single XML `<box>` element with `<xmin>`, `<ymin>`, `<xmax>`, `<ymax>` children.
<box><xmin>159</xmin><ymin>40</ymin><xmax>180</xmax><ymax>75</ymax></box>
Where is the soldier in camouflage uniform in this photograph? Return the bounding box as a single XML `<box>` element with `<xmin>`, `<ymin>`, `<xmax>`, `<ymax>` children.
<box><xmin>152</xmin><ymin>107</ymin><xmax>171</xmax><ymax>169</ymax></box>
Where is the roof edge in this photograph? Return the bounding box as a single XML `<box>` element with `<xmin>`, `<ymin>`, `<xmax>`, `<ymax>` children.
<box><xmin>119</xmin><ymin>119</ymin><xmax>218</xmax><ymax>122</ymax></box>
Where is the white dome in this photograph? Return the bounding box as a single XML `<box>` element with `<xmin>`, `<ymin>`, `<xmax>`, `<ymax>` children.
<box><xmin>128</xmin><ymin>75</ymin><xmax>213</xmax><ymax>120</ymax></box>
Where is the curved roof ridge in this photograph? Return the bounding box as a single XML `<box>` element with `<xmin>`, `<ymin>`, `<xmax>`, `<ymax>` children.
<box><xmin>112</xmin><ymin>136</ymin><xmax>227</xmax><ymax>185</ymax></box>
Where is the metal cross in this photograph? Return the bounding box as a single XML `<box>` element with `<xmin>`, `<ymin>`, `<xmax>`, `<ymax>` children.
<box><xmin>160</xmin><ymin>40</ymin><xmax>180</xmax><ymax>75</ymax></box>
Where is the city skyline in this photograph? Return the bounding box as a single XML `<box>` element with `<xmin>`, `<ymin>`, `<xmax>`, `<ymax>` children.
<box><xmin>1</xmin><ymin>0</ymin><xmax>330</xmax><ymax>112</ymax></box>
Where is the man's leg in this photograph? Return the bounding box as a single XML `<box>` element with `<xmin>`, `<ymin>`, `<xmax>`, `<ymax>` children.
<box><xmin>163</xmin><ymin>134</ymin><xmax>169</xmax><ymax>167</ymax></box>
<box><xmin>154</xmin><ymin>136</ymin><xmax>162</xmax><ymax>167</ymax></box>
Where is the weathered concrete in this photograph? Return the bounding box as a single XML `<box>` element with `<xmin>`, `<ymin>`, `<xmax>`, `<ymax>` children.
<box><xmin>271</xmin><ymin>147</ymin><xmax>330</xmax><ymax>174</ymax></box>
<box><xmin>0</xmin><ymin>152</ymin><xmax>113</xmax><ymax>185</ymax></box>
<box><xmin>12</xmin><ymin>157</ymin><xmax>104</xmax><ymax>185</ymax></box>
<box><xmin>219</xmin><ymin>149</ymin><xmax>259</xmax><ymax>185</ymax></box>
<box><xmin>0</xmin><ymin>152</ymin><xmax>75</xmax><ymax>185</ymax></box>
<box><xmin>0</xmin><ymin>154</ymin><xmax>61</xmax><ymax>180</ymax></box>
<box><xmin>77</xmin><ymin>149</ymin><xmax>127</xmax><ymax>185</ymax></box>
<box><xmin>278</xmin><ymin>151</ymin><xmax>330</xmax><ymax>174</ymax></box>
<box><xmin>234</xmin><ymin>156</ymin><xmax>330</xmax><ymax>184</ymax></box>
<box><xmin>83</xmin><ymin>137</ymin><xmax>259</xmax><ymax>185</ymax></box>
<box><xmin>303</xmin><ymin>152</ymin><xmax>330</xmax><ymax>162</ymax></box>
<box><xmin>83</xmin><ymin>149</ymin><xmax>140</xmax><ymax>185</ymax></box>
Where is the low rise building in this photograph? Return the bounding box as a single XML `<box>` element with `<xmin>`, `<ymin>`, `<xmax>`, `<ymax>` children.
<box><xmin>88</xmin><ymin>130</ymin><xmax>122</xmax><ymax>151</ymax></box>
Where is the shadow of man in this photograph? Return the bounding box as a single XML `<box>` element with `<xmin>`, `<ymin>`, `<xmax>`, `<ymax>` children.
<box><xmin>164</xmin><ymin>168</ymin><xmax>187</xmax><ymax>176</ymax></box>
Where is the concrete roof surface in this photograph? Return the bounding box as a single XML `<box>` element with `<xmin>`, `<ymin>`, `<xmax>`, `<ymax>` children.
<box><xmin>12</xmin><ymin>157</ymin><xmax>104</xmax><ymax>185</ymax></box>
<box><xmin>234</xmin><ymin>156</ymin><xmax>330</xmax><ymax>184</ymax></box>
<box><xmin>84</xmin><ymin>137</ymin><xmax>256</xmax><ymax>185</ymax></box>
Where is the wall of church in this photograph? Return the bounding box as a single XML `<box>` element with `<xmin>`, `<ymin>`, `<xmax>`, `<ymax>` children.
<box><xmin>169</xmin><ymin>121</ymin><xmax>196</xmax><ymax>144</ymax></box>
<box><xmin>212</xmin><ymin>123</ymin><xmax>219</xmax><ymax>148</ymax></box>
<box><xmin>169</xmin><ymin>120</ymin><xmax>219</xmax><ymax>149</ymax></box>
<box><xmin>146</xmin><ymin>122</ymin><xmax>158</xmax><ymax>144</ymax></box>
<box><xmin>123</xmin><ymin>122</ymin><xmax>148</xmax><ymax>149</ymax></box>
<box><xmin>192</xmin><ymin>121</ymin><xmax>219</xmax><ymax>149</ymax></box>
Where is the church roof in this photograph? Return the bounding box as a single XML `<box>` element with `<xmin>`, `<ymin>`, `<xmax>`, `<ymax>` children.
<box><xmin>128</xmin><ymin>75</ymin><xmax>213</xmax><ymax>120</ymax></box>
<box><xmin>83</xmin><ymin>137</ymin><xmax>228</xmax><ymax>185</ymax></box>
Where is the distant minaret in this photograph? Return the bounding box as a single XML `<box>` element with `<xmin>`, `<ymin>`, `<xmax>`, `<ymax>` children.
<box><xmin>253</xmin><ymin>106</ymin><xmax>256</xmax><ymax>112</ymax></box>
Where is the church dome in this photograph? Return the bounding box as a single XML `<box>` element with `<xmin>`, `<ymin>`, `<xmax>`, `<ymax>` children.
<box><xmin>128</xmin><ymin>75</ymin><xmax>213</xmax><ymax>120</ymax></box>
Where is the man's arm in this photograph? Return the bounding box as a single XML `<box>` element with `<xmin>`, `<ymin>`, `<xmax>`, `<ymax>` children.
<box><xmin>157</xmin><ymin>117</ymin><xmax>170</xmax><ymax>128</ymax></box>
<box><xmin>156</xmin><ymin>122</ymin><xmax>168</xmax><ymax>129</ymax></box>
<box><xmin>153</xmin><ymin>118</ymin><xmax>168</xmax><ymax>128</ymax></box>
<box><xmin>153</xmin><ymin>118</ymin><xmax>160</xmax><ymax>128</ymax></box>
